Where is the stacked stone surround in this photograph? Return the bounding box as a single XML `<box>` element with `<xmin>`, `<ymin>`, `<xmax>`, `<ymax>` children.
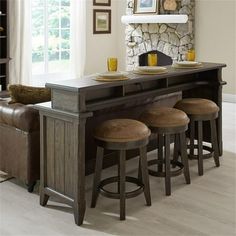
<box><xmin>125</xmin><ymin>0</ymin><xmax>195</xmax><ymax>71</ymax></box>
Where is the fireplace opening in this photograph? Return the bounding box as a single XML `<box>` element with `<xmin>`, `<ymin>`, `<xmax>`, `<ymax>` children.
<box><xmin>139</xmin><ymin>50</ymin><xmax>173</xmax><ymax>67</ymax></box>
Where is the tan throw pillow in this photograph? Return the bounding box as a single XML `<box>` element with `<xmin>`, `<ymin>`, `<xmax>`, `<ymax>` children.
<box><xmin>8</xmin><ymin>84</ymin><xmax>51</xmax><ymax>105</ymax></box>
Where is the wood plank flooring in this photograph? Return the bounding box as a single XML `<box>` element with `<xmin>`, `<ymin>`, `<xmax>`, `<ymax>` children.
<box><xmin>0</xmin><ymin>102</ymin><xmax>235</xmax><ymax>236</ymax></box>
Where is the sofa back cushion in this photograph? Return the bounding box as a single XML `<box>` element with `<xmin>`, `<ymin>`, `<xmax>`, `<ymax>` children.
<box><xmin>8</xmin><ymin>85</ymin><xmax>51</xmax><ymax>105</ymax></box>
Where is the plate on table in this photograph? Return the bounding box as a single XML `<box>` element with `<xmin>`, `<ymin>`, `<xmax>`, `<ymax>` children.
<box><xmin>173</xmin><ymin>61</ymin><xmax>203</xmax><ymax>69</ymax></box>
<box><xmin>133</xmin><ymin>70</ymin><xmax>168</xmax><ymax>75</ymax></box>
<box><xmin>97</xmin><ymin>71</ymin><xmax>127</xmax><ymax>78</ymax></box>
<box><xmin>136</xmin><ymin>66</ymin><xmax>167</xmax><ymax>73</ymax></box>
<box><xmin>133</xmin><ymin>66</ymin><xmax>168</xmax><ymax>75</ymax></box>
<box><xmin>95</xmin><ymin>71</ymin><xmax>129</xmax><ymax>82</ymax></box>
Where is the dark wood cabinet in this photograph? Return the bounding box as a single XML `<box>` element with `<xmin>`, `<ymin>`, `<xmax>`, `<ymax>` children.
<box><xmin>0</xmin><ymin>0</ymin><xmax>9</xmax><ymax>92</ymax></box>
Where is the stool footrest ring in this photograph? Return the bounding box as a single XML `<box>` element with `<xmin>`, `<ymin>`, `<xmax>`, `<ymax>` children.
<box><xmin>98</xmin><ymin>176</ymin><xmax>144</xmax><ymax>199</ymax></box>
<box><xmin>188</xmin><ymin>145</ymin><xmax>214</xmax><ymax>160</ymax></box>
<box><xmin>147</xmin><ymin>159</ymin><xmax>184</xmax><ymax>177</ymax></box>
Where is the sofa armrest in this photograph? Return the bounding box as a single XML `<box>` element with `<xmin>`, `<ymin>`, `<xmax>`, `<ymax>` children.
<box><xmin>0</xmin><ymin>100</ymin><xmax>39</xmax><ymax>132</ymax></box>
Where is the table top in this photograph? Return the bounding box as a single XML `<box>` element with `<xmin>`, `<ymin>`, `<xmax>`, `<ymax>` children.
<box><xmin>46</xmin><ymin>62</ymin><xmax>226</xmax><ymax>92</ymax></box>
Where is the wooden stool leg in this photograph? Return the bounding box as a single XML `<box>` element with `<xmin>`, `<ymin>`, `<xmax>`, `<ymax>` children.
<box><xmin>119</xmin><ymin>150</ymin><xmax>126</xmax><ymax>221</ymax></box>
<box><xmin>118</xmin><ymin>154</ymin><xmax>121</xmax><ymax>194</ymax></box>
<box><xmin>210</xmin><ymin>119</ymin><xmax>220</xmax><ymax>167</ymax></box>
<box><xmin>40</xmin><ymin>193</ymin><xmax>49</xmax><ymax>206</ymax></box>
<box><xmin>190</xmin><ymin>119</ymin><xmax>195</xmax><ymax>156</ymax></box>
<box><xmin>137</xmin><ymin>158</ymin><xmax>142</xmax><ymax>182</ymax></box>
<box><xmin>164</xmin><ymin>134</ymin><xmax>171</xmax><ymax>196</ymax></box>
<box><xmin>140</xmin><ymin>146</ymin><xmax>151</xmax><ymax>206</ymax></box>
<box><xmin>179</xmin><ymin>132</ymin><xmax>191</xmax><ymax>184</ymax></box>
<box><xmin>173</xmin><ymin>134</ymin><xmax>180</xmax><ymax>167</ymax></box>
<box><xmin>158</xmin><ymin>134</ymin><xmax>164</xmax><ymax>172</ymax></box>
<box><xmin>91</xmin><ymin>146</ymin><xmax>104</xmax><ymax>208</ymax></box>
<box><xmin>197</xmin><ymin>121</ymin><xmax>204</xmax><ymax>176</ymax></box>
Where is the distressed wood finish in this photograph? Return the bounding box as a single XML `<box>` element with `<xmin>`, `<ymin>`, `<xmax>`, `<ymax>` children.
<box><xmin>35</xmin><ymin>62</ymin><xmax>226</xmax><ymax>226</ymax></box>
<box><xmin>46</xmin><ymin>118</ymin><xmax>55</xmax><ymax>189</ymax></box>
<box><xmin>52</xmin><ymin>89</ymin><xmax>79</xmax><ymax>113</ymax></box>
<box><xmin>65</xmin><ymin>122</ymin><xmax>75</xmax><ymax>198</ymax></box>
<box><xmin>38</xmin><ymin>106</ymin><xmax>91</xmax><ymax>225</ymax></box>
<box><xmin>54</xmin><ymin>120</ymin><xmax>65</xmax><ymax>193</ymax></box>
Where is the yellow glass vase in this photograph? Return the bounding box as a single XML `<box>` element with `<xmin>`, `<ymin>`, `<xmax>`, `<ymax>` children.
<box><xmin>186</xmin><ymin>49</ymin><xmax>196</xmax><ymax>61</ymax></box>
<box><xmin>148</xmin><ymin>53</ymin><xmax>158</xmax><ymax>66</ymax></box>
<box><xmin>107</xmin><ymin>58</ymin><xmax>118</xmax><ymax>72</ymax></box>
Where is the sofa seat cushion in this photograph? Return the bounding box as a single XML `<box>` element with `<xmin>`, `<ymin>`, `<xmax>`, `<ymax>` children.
<box><xmin>0</xmin><ymin>100</ymin><xmax>39</xmax><ymax>132</ymax></box>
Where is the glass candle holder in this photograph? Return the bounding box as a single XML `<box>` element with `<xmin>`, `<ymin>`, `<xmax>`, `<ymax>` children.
<box><xmin>186</xmin><ymin>49</ymin><xmax>196</xmax><ymax>61</ymax></box>
<box><xmin>148</xmin><ymin>53</ymin><xmax>158</xmax><ymax>66</ymax></box>
<box><xmin>107</xmin><ymin>58</ymin><xmax>118</xmax><ymax>72</ymax></box>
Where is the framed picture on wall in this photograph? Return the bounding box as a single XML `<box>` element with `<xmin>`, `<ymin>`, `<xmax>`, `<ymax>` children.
<box><xmin>93</xmin><ymin>0</ymin><xmax>111</xmax><ymax>6</ymax></box>
<box><xmin>134</xmin><ymin>0</ymin><xmax>159</xmax><ymax>14</ymax></box>
<box><xmin>93</xmin><ymin>10</ymin><xmax>111</xmax><ymax>34</ymax></box>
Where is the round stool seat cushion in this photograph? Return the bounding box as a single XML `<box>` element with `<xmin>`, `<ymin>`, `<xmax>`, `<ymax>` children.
<box><xmin>94</xmin><ymin>119</ymin><xmax>151</xmax><ymax>142</ymax></box>
<box><xmin>175</xmin><ymin>98</ymin><xmax>219</xmax><ymax>115</ymax></box>
<box><xmin>140</xmin><ymin>107</ymin><xmax>189</xmax><ymax>128</ymax></box>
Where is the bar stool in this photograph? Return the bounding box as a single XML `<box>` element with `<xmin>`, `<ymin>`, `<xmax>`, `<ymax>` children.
<box><xmin>91</xmin><ymin>119</ymin><xmax>151</xmax><ymax>221</ymax></box>
<box><xmin>140</xmin><ymin>107</ymin><xmax>191</xmax><ymax>196</ymax></box>
<box><xmin>175</xmin><ymin>98</ymin><xmax>220</xmax><ymax>176</ymax></box>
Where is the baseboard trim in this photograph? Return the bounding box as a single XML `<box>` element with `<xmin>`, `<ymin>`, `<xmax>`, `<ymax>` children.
<box><xmin>223</xmin><ymin>93</ymin><xmax>236</xmax><ymax>103</ymax></box>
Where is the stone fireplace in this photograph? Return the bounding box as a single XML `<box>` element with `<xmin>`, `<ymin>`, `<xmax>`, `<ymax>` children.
<box><xmin>139</xmin><ymin>50</ymin><xmax>173</xmax><ymax>66</ymax></box>
<box><xmin>125</xmin><ymin>0</ymin><xmax>195</xmax><ymax>70</ymax></box>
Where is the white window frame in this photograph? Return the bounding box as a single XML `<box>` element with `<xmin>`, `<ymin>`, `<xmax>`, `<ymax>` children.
<box><xmin>31</xmin><ymin>0</ymin><xmax>72</xmax><ymax>85</ymax></box>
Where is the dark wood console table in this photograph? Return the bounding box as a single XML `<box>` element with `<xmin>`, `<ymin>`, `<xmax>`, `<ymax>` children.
<box><xmin>35</xmin><ymin>62</ymin><xmax>226</xmax><ymax>226</ymax></box>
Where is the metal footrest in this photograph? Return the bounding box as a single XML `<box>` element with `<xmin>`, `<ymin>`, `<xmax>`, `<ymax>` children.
<box><xmin>148</xmin><ymin>159</ymin><xmax>184</xmax><ymax>177</ymax></box>
<box><xmin>99</xmin><ymin>176</ymin><xmax>144</xmax><ymax>200</ymax></box>
<box><xmin>188</xmin><ymin>145</ymin><xmax>214</xmax><ymax>160</ymax></box>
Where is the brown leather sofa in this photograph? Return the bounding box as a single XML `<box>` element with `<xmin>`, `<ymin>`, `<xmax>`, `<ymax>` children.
<box><xmin>0</xmin><ymin>99</ymin><xmax>40</xmax><ymax>192</ymax></box>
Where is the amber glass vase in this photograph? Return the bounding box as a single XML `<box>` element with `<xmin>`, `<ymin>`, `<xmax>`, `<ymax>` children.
<box><xmin>107</xmin><ymin>58</ymin><xmax>118</xmax><ymax>72</ymax></box>
<box><xmin>186</xmin><ymin>49</ymin><xmax>196</xmax><ymax>61</ymax></box>
<box><xmin>148</xmin><ymin>53</ymin><xmax>158</xmax><ymax>66</ymax></box>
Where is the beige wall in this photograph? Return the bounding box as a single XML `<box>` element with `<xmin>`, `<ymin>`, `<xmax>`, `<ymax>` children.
<box><xmin>85</xmin><ymin>0</ymin><xmax>126</xmax><ymax>74</ymax></box>
<box><xmin>195</xmin><ymin>0</ymin><xmax>236</xmax><ymax>95</ymax></box>
<box><xmin>85</xmin><ymin>0</ymin><xmax>236</xmax><ymax>96</ymax></box>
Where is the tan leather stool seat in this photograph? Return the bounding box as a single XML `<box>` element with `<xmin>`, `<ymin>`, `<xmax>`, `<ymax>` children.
<box><xmin>175</xmin><ymin>98</ymin><xmax>220</xmax><ymax>176</ymax></box>
<box><xmin>94</xmin><ymin>119</ymin><xmax>151</xmax><ymax>142</ymax></box>
<box><xmin>92</xmin><ymin>119</ymin><xmax>151</xmax><ymax>221</ymax></box>
<box><xmin>140</xmin><ymin>107</ymin><xmax>189</xmax><ymax>128</ymax></box>
<box><xmin>140</xmin><ymin>106</ymin><xmax>191</xmax><ymax>196</ymax></box>
<box><xmin>175</xmin><ymin>98</ymin><xmax>219</xmax><ymax>115</ymax></box>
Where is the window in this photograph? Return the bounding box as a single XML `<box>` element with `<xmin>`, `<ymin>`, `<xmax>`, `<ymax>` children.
<box><xmin>32</xmin><ymin>0</ymin><xmax>71</xmax><ymax>79</ymax></box>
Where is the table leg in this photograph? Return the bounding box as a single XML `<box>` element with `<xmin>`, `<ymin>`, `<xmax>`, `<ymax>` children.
<box><xmin>73</xmin><ymin>118</ymin><xmax>86</xmax><ymax>226</ymax></box>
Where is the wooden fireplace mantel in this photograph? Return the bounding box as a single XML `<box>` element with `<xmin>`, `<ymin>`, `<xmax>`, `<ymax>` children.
<box><xmin>121</xmin><ymin>14</ymin><xmax>188</xmax><ymax>24</ymax></box>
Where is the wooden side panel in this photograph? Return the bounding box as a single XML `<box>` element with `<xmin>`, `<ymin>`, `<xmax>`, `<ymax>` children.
<box><xmin>52</xmin><ymin>89</ymin><xmax>79</xmax><ymax>113</ymax></box>
<box><xmin>64</xmin><ymin>122</ymin><xmax>75</xmax><ymax>198</ymax></box>
<box><xmin>54</xmin><ymin>119</ymin><xmax>65</xmax><ymax>194</ymax></box>
<box><xmin>46</xmin><ymin>117</ymin><xmax>55</xmax><ymax>189</ymax></box>
<box><xmin>45</xmin><ymin>115</ymin><xmax>76</xmax><ymax>197</ymax></box>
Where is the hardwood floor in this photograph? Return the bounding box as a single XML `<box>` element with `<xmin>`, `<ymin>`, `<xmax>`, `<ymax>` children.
<box><xmin>0</xmin><ymin>102</ymin><xmax>235</xmax><ymax>236</ymax></box>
